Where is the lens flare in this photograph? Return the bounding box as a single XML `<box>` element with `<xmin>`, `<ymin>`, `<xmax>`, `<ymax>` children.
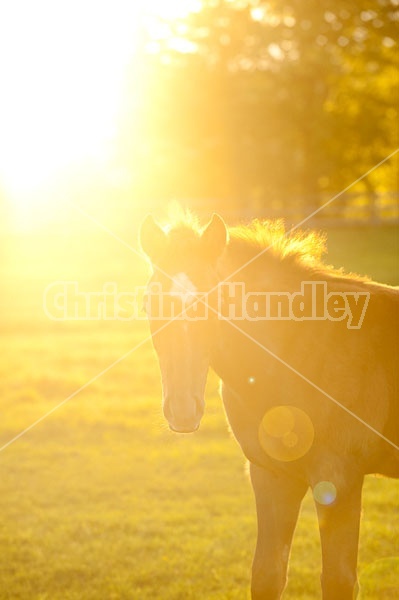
<box><xmin>258</xmin><ymin>405</ymin><xmax>314</xmax><ymax>461</ymax></box>
<box><xmin>313</xmin><ymin>481</ymin><xmax>337</xmax><ymax>505</ymax></box>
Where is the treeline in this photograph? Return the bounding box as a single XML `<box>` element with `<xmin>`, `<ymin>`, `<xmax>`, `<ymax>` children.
<box><xmin>118</xmin><ymin>0</ymin><xmax>398</xmax><ymax>214</ymax></box>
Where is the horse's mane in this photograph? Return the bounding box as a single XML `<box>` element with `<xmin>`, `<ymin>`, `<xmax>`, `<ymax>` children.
<box><xmin>228</xmin><ymin>219</ymin><xmax>327</xmax><ymax>266</ymax></box>
<box><xmin>161</xmin><ymin>211</ymin><xmax>371</xmax><ymax>284</ymax></box>
<box><xmin>227</xmin><ymin>220</ymin><xmax>375</xmax><ymax>287</ymax></box>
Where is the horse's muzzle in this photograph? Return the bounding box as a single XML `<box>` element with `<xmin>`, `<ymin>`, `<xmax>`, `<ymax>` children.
<box><xmin>169</xmin><ymin>423</ymin><xmax>200</xmax><ymax>434</ymax></box>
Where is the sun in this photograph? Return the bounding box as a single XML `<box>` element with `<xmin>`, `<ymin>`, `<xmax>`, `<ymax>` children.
<box><xmin>145</xmin><ymin>0</ymin><xmax>201</xmax><ymax>20</ymax></box>
<box><xmin>0</xmin><ymin>0</ymin><xmax>201</xmax><ymax>224</ymax></box>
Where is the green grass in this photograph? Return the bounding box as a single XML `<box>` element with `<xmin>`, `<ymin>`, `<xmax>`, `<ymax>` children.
<box><xmin>0</xmin><ymin>225</ymin><xmax>398</xmax><ymax>599</ymax></box>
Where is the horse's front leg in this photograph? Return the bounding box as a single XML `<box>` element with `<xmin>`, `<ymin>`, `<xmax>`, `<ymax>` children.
<box><xmin>314</xmin><ymin>475</ymin><xmax>363</xmax><ymax>600</ymax></box>
<box><xmin>250</xmin><ymin>463</ymin><xmax>308</xmax><ymax>600</ymax></box>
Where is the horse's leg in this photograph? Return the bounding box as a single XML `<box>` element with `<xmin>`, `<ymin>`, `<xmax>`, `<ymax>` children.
<box><xmin>315</xmin><ymin>475</ymin><xmax>363</xmax><ymax>600</ymax></box>
<box><xmin>250</xmin><ymin>463</ymin><xmax>308</xmax><ymax>600</ymax></box>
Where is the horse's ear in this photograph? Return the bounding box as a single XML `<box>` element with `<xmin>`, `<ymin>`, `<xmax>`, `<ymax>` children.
<box><xmin>139</xmin><ymin>214</ymin><xmax>166</xmax><ymax>261</ymax></box>
<box><xmin>201</xmin><ymin>213</ymin><xmax>228</xmax><ymax>261</ymax></box>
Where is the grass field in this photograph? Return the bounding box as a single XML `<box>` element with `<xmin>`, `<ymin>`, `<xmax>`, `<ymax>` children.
<box><xmin>0</xmin><ymin>222</ymin><xmax>398</xmax><ymax>599</ymax></box>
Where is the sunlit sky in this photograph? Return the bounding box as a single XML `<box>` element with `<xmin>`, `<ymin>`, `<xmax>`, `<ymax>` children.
<box><xmin>0</xmin><ymin>0</ymin><xmax>200</xmax><ymax>224</ymax></box>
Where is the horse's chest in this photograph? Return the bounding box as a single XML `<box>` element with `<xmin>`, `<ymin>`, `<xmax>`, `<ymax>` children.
<box><xmin>220</xmin><ymin>383</ymin><xmax>279</xmax><ymax>469</ymax></box>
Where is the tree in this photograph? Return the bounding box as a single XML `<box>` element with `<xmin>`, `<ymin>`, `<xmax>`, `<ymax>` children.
<box><xmin>117</xmin><ymin>0</ymin><xmax>399</xmax><ymax>215</ymax></box>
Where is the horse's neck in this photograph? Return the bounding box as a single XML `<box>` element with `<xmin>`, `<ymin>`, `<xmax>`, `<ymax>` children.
<box><xmin>210</xmin><ymin>318</ymin><xmax>293</xmax><ymax>394</ymax></box>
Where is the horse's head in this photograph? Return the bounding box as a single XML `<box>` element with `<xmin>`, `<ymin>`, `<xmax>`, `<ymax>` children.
<box><xmin>140</xmin><ymin>213</ymin><xmax>228</xmax><ymax>433</ymax></box>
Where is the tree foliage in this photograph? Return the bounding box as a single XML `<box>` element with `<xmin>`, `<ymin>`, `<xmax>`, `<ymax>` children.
<box><xmin>119</xmin><ymin>0</ymin><xmax>398</xmax><ymax>213</ymax></box>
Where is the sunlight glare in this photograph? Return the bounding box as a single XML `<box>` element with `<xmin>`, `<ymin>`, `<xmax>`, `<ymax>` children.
<box><xmin>258</xmin><ymin>406</ymin><xmax>315</xmax><ymax>462</ymax></box>
<box><xmin>313</xmin><ymin>481</ymin><xmax>337</xmax><ymax>505</ymax></box>
<box><xmin>0</xmin><ymin>0</ymin><xmax>201</xmax><ymax>224</ymax></box>
<box><xmin>146</xmin><ymin>0</ymin><xmax>202</xmax><ymax>20</ymax></box>
<box><xmin>0</xmin><ymin>2</ymin><xmax>140</xmax><ymax>196</ymax></box>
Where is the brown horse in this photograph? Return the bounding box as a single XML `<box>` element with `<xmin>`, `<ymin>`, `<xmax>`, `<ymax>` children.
<box><xmin>139</xmin><ymin>212</ymin><xmax>399</xmax><ymax>600</ymax></box>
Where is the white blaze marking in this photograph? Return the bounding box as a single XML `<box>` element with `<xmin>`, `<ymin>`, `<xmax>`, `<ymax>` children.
<box><xmin>170</xmin><ymin>272</ymin><xmax>197</xmax><ymax>305</ymax></box>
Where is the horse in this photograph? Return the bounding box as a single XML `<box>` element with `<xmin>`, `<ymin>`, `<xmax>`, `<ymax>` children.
<box><xmin>139</xmin><ymin>212</ymin><xmax>399</xmax><ymax>600</ymax></box>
